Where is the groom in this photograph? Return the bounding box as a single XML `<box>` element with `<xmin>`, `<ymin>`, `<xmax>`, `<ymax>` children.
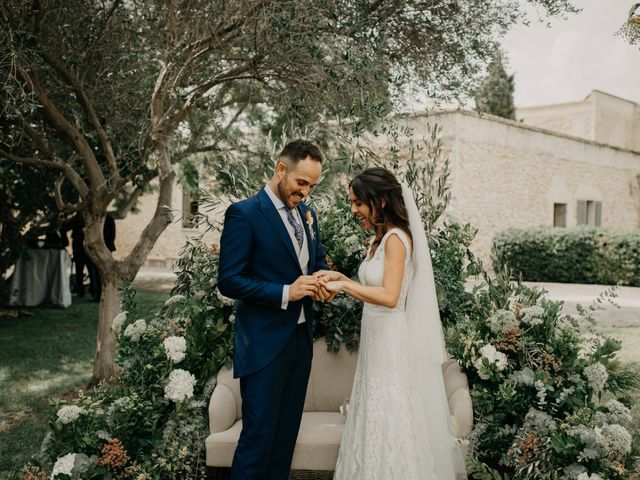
<box><xmin>218</xmin><ymin>139</ymin><xmax>331</xmax><ymax>480</ymax></box>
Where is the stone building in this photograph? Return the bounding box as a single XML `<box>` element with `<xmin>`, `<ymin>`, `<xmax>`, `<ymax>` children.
<box><xmin>114</xmin><ymin>90</ymin><xmax>640</xmax><ymax>267</ymax></box>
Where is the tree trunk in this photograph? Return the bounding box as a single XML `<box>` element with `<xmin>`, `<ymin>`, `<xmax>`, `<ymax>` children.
<box><xmin>91</xmin><ymin>276</ymin><xmax>121</xmax><ymax>383</ymax></box>
<box><xmin>88</xmin><ymin>137</ymin><xmax>175</xmax><ymax>384</ymax></box>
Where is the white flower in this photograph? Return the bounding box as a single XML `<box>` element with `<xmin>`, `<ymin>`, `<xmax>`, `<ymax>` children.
<box><xmin>111</xmin><ymin>312</ymin><xmax>127</xmax><ymax>336</ymax></box>
<box><xmin>583</xmin><ymin>362</ymin><xmax>608</xmax><ymax>393</ymax></box>
<box><xmin>123</xmin><ymin>319</ymin><xmax>147</xmax><ymax>342</ymax></box>
<box><xmin>96</xmin><ymin>430</ymin><xmax>112</xmax><ymax>440</ymax></box>
<box><xmin>510</xmin><ymin>368</ymin><xmax>535</xmax><ymax>386</ymax></box>
<box><xmin>520</xmin><ymin>306</ymin><xmax>545</xmax><ymax>326</ymax></box>
<box><xmin>577</xmin><ymin>473</ymin><xmax>603</xmax><ymax>480</ymax></box>
<box><xmin>164</xmin><ymin>369</ymin><xmax>196</xmax><ymax>403</ymax></box>
<box><xmin>598</xmin><ymin>423</ymin><xmax>632</xmax><ymax>458</ymax></box>
<box><xmin>602</xmin><ymin>399</ymin><xmax>632</xmax><ymax>426</ymax></box>
<box><xmin>229</xmin><ymin>314</ymin><xmax>236</xmax><ymax>323</ymax></box>
<box><xmin>523</xmin><ymin>408</ymin><xmax>557</xmax><ymax>435</ymax></box>
<box><xmin>487</xmin><ymin>310</ymin><xmax>518</xmax><ymax>333</ymax></box>
<box><xmin>473</xmin><ymin>344</ymin><xmax>508</xmax><ymax>378</ymax></box>
<box><xmin>163</xmin><ymin>336</ymin><xmax>187</xmax><ymax>363</ymax></box>
<box><xmin>51</xmin><ymin>452</ymin><xmax>76</xmax><ymax>478</ymax></box>
<box><xmin>164</xmin><ymin>294</ymin><xmax>186</xmax><ymax>306</ymax></box>
<box><xmin>216</xmin><ymin>289</ymin><xmax>235</xmax><ymax>307</ymax></box>
<box><xmin>56</xmin><ymin>405</ymin><xmax>86</xmax><ymax>424</ymax></box>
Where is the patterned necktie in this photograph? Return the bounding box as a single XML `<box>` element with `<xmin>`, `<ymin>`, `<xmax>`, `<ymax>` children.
<box><xmin>285</xmin><ymin>208</ymin><xmax>304</xmax><ymax>249</ymax></box>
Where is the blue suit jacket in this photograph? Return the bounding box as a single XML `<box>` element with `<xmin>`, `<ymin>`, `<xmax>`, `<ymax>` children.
<box><xmin>218</xmin><ymin>187</ymin><xmax>328</xmax><ymax>378</ymax></box>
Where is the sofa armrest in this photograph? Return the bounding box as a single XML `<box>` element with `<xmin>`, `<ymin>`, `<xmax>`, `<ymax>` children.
<box><xmin>209</xmin><ymin>383</ymin><xmax>238</xmax><ymax>433</ymax></box>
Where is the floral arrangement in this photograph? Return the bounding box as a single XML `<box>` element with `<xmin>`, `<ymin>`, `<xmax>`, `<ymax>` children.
<box><xmin>22</xmin><ymin>239</ymin><xmax>234</xmax><ymax>479</ymax></box>
<box><xmin>447</xmin><ymin>268</ymin><xmax>640</xmax><ymax>479</ymax></box>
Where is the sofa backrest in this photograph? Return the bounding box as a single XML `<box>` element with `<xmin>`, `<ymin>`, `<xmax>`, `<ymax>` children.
<box><xmin>303</xmin><ymin>341</ymin><xmax>358</xmax><ymax>412</ymax></box>
<box><xmin>212</xmin><ymin>340</ymin><xmax>472</xmax><ymax>440</ymax></box>
<box><xmin>214</xmin><ymin>340</ymin><xmax>358</xmax><ymax>422</ymax></box>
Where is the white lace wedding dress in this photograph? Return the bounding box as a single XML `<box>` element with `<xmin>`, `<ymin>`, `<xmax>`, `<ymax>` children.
<box><xmin>334</xmin><ymin>227</ymin><xmax>464</xmax><ymax>480</ymax></box>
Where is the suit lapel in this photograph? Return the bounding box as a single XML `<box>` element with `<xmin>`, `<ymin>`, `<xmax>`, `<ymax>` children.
<box><xmin>257</xmin><ymin>188</ymin><xmax>299</xmax><ymax>267</ymax></box>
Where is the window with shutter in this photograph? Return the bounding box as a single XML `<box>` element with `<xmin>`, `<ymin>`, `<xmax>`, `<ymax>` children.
<box><xmin>577</xmin><ymin>200</ymin><xmax>587</xmax><ymax>225</ymax></box>
<box><xmin>595</xmin><ymin>201</ymin><xmax>602</xmax><ymax>226</ymax></box>
<box><xmin>553</xmin><ymin>203</ymin><xmax>567</xmax><ymax>227</ymax></box>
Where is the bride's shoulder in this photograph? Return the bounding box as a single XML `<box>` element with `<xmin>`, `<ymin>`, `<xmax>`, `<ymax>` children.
<box><xmin>383</xmin><ymin>228</ymin><xmax>412</xmax><ymax>253</ymax></box>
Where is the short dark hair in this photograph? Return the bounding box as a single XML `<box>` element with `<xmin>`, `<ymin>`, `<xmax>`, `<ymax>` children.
<box><xmin>278</xmin><ymin>139</ymin><xmax>323</xmax><ymax>165</ymax></box>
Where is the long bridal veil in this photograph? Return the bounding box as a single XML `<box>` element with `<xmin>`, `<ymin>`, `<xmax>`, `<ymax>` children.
<box><xmin>401</xmin><ymin>183</ymin><xmax>467</xmax><ymax>479</ymax></box>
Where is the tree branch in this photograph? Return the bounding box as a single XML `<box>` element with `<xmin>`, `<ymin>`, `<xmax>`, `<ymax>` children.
<box><xmin>18</xmin><ymin>68</ymin><xmax>107</xmax><ymax>193</ymax></box>
<box><xmin>39</xmin><ymin>51</ymin><xmax>120</xmax><ymax>184</ymax></box>
<box><xmin>0</xmin><ymin>148</ymin><xmax>90</xmax><ymax>199</ymax></box>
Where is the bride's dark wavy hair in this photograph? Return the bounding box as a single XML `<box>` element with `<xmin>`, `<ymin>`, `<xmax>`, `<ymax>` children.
<box><xmin>349</xmin><ymin>168</ymin><xmax>411</xmax><ymax>247</ymax></box>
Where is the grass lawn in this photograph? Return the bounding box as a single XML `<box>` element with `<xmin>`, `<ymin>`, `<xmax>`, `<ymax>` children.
<box><xmin>0</xmin><ymin>289</ymin><xmax>168</xmax><ymax>479</ymax></box>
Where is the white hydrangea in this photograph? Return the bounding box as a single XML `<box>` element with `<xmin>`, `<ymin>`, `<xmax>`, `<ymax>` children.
<box><xmin>487</xmin><ymin>309</ymin><xmax>519</xmax><ymax>333</ymax></box>
<box><xmin>56</xmin><ymin>405</ymin><xmax>86</xmax><ymax>424</ymax></box>
<box><xmin>123</xmin><ymin>319</ymin><xmax>147</xmax><ymax>342</ymax></box>
<box><xmin>163</xmin><ymin>336</ymin><xmax>187</xmax><ymax>363</ymax></box>
<box><xmin>597</xmin><ymin>423</ymin><xmax>632</xmax><ymax>458</ymax></box>
<box><xmin>216</xmin><ymin>289</ymin><xmax>235</xmax><ymax>307</ymax></box>
<box><xmin>473</xmin><ymin>344</ymin><xmax>508</xmax><ymax>379</ymax></box>
<box><xmin>51</xmin><ymin>452</ymin><xmax>76</xmax><ymax>478</ymax></box>
<box><xmin>520</xmin><ymin>306</ymin><xmax>545</xmax><ymax>326</ymax></box>
<box><xmin>510</xmin><ymin>368</ymin><xmax>535</xmax><ymax>386</ymax></box>
<box><xmin>344</xmin><ymin>234</ymin><xmax>363</xmax><ymax>256</ymax></box>
<box><xmin>164</xmin><ymin>369</ymin><xmax>196</xmax><ymax>403</ymax></box>
<box><xmin>164</xmin><ymin>294</ymin><xmax>186</xmax><ymax>306</ymax></box>
<box><xmin>583</xmin><ymin>362</ymin><xmax>608</xmax><ymax>393</ymax></box>
<box><xmin>111</xmin><ymin>312</ymin><xmax>127</xmax><ymax>336</ymax></box>
<box><xmin>577</xmin><ymin>473</ymin><xmax>603</xmax><ymax>480</ymax></box>
<box><xmin>603</xmin><ymin>399</ymin><xmax>632</xmax><ymax>426</ymax></box>
<box><xmin>563</xmin><ymin>463</ymin><xmax>587</xmax><ymax>478</ymax></box>
<box><xmin>567</xmin><ymin>425</ymin><xmax>602</xmax><ymax>448</ymax></box>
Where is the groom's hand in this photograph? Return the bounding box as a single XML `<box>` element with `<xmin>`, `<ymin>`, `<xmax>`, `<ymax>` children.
<box><xmin>312</xmin><ymin>286</ymin><xmax>335</xmax><ymax>302</ymax></box>
<box><xmin>289</xmin><ymin>275</ymin><xmax>320</xmax><ymax>301</ymax></box>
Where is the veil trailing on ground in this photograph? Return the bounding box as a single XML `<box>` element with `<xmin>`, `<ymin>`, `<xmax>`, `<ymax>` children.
<box><xmin>401</xmin><ymin>183</ymin><xmax>467</xmax><ymax>479</ymax></box>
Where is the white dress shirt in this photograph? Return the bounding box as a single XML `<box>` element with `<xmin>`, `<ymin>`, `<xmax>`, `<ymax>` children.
<box><xmin>264</xmin><ymin>184</ymin><xmax>308</xmax><ymax>324</ymax></box>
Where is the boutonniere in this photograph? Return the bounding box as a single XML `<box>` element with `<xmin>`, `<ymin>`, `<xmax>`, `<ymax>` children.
<box><xmin>306</xmin><ymin>211</ymin><xmax>315</xmax><ymax>241</ymax></box>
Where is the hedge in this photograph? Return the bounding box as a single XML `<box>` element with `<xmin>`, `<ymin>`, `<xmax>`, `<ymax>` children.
<box><xmin>492</xmin><ymin>226</ymin><xmax>640</xmax><ymax>286</ymax></box>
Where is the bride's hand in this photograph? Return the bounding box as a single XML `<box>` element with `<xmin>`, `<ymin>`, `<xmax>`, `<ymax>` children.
<box><xmin>314</xmin><ymin>270</ymin><xmax>345</xmax><ymax>282</ymax></box>
<box><xmin>322</xmin><ymin>280</ymin><xmax>345</xmax><ymax>293</ymax></box>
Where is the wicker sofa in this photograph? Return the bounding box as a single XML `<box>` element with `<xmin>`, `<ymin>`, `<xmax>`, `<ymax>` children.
<box><xmin>205</xmin><ymin>339</ymin><xmax>473</xmax><ymax>472</ymax></box>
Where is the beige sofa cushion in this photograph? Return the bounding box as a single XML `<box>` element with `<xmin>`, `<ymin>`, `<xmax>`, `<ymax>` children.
<box><xmin>209</xmin><ymin>383</ymin><xmax>237</xmax><ymax>434</ymax></box>
<box><xmin>206</xmin><ymin>412</ymin><xmax>346</xmax><ymax>470</ymax></box>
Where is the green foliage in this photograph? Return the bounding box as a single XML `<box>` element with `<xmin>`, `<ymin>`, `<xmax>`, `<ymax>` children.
<box><xmin>446</xmin><ymin>263</ymin><xmax>640</xmax><ymax>479</ymax></box>
<box><xmin>475</xmin><ymin>50</ymin><xmax>516</xmax><ymax>120</ymax></box>
<box><xmin>31</xmin><ymin>239</ymin><xmax>233</xmax><ymax>479</ymax></box>
<box><xmin>493</xmin><ymin>227</ymin><xmax>640</xmax><ymax>286</ymax></box>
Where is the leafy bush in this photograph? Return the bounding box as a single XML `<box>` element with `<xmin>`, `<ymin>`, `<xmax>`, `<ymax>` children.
<box><xmin>493</xmin><ymin>227</ymin><xmax>640</xmax><ymax>286</ymax></box>
<box><xmin>447</xmin><ymin>264</ymin><xmax>640</xmax><ymax>479</ymax></box>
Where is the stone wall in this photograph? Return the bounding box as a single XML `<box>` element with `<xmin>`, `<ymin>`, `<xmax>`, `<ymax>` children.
<box><xmin>404</xmin><ymin>110</ymin><xmax>640</xmax><ymax>265</ymax></box>
<box><xmin>517</xmin><ymin>90</ymin><xmax>640</xmax><ymax>152</ymax></box>
<box><xmin>113</xmin><ymin>181</ymin><xmax>223</xmax><ymax>267</ymax></box>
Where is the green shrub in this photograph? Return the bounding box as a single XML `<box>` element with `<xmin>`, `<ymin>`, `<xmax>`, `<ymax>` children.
<box><xmin>493</xmin><ymin>227</ymin><xmax>640</xmax><ymax>285</ymax></box>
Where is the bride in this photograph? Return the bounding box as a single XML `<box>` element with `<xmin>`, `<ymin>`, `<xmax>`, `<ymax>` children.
<box><xmin>316</xmin><ymin>168</ymin><xmax>467</xmax><ymax>479</ymax></box>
